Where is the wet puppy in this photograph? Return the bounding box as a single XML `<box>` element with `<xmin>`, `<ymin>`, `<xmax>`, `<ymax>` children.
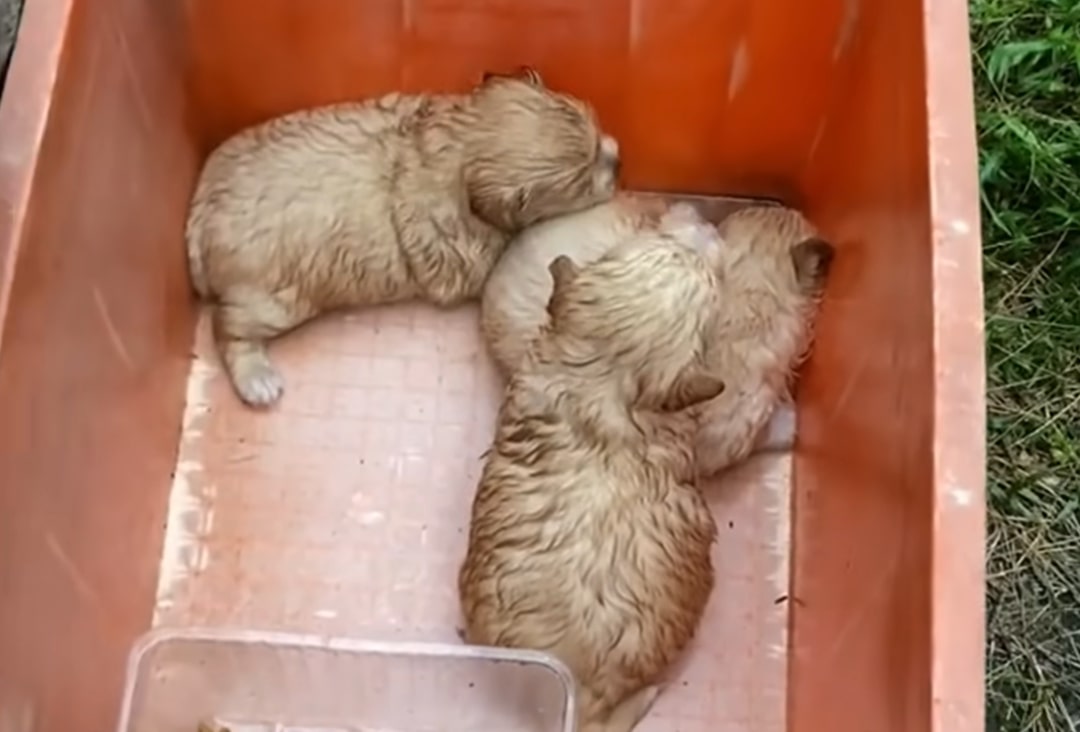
<box><xmin>479</xmin><ymin>201</ymin><xmax>833</xmax><ymax>477</ymax></box>
<box><xmin>186</xmin><ymin>67</ymin><xmax>620</xmax><ymax>407</ymax></box>
<box><xmin>460</xmin><ymin>232</ymin><xmax>725</xmax><ymax>732</ymax></box>
<box><xmin>481</xmin><ymin>193</ymin><xmax>680</xmax><ymax>376</ymax></box>
<box><xmin>692</xmin><ymin>205</ymin><xmax>832</xmax><ymax>476</ymax></box>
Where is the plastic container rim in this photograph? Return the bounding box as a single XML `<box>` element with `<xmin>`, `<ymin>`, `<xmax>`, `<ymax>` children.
<box><xmin>114</xmin><ymin>626</ymin><xmax>579</xmax><ymax>732</ymax></box>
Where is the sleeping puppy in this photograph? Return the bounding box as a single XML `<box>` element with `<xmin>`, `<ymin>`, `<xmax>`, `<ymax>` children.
<box><xmin>461</xmin><ymin>231</ymin><xmax>725</xmax><ymax>732</ymax></box>
<box><xmin>186</xmin><ymin>66</ymin><xmax>620</xmax><ymax>407</ymax></box>
<box><xmin>479</xmin><ymin>199</ymin><xmax>834</xmax><ymax>477</ymax></box>
<box><xmin>482</xmin><ymin>193</ymin><xmax>697</xmax><ymax>376</ymax></box>
<box><xmin>691</xmin><ymin>205</ymin><xmax>832</xmax><ymax>475</ymax></box>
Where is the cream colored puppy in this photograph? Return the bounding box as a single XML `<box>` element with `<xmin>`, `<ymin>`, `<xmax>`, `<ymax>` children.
<box><xmin>460</xmin><ymin>232</ymin><xmax>725</xmax><ymax>732</ymax></box>
<box><xmin>481</xmin><ymin>193</ymin><xmax>676</xmax><ymax>374</ymax></box>
<box><xmin>692</xmin><ymin>205</ymin><xmax>832</xmax><ymax>475</ymax></box>
<box><xmin>480</xmin><ymin>200</ymin><xmax>833</xmax><ymax>477</ymax></box>
<box><xmin>186</xmin><ymin>67</ymin><xmax>620</xmax><ymax>407</ymax></box>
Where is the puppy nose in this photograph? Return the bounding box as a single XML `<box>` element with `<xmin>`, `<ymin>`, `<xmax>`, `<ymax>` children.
<box><xmin>611</xmin><ymin>154</ymin><xmax>622</xmax><ymax>179</ymax></box>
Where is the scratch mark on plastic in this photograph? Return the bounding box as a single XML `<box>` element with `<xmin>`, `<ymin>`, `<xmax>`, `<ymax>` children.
<box><xmin>727</xmin><ymin>40</ymin><xmax>750</xmax><ymax>102</ymax></box>
<box><xmin>107</xmin><ymin>10</ymin><xmax>156</xmax><ymax>133</ymax></box>
<box><xmin>44</xmin><ymin>531</ymin><xmax>104</xmax><ymax>611</ymax></box>
<box><xmin>949</xmin><ymin>485</ymin><xmax>973</xmax><ymax>507</ymax></box>
<box><xmin>93</xmin><ymin>286</ymin><xmax>134</xmax><ymax>370</ymax></box>
<box><xmin>628</xmin><ymin>0</ymin><xmax>643</xmax><ymax>51</ymax></box>
<box><xmin>833</xmin><ymin>0</ymin><xmax>860</xmax><ymax>61</ymax></box>
<box><xmin>804</xmin><ymin>117</ymin><xmax>828</xmax><ymax>171</ymax></box>
<box><xmin>949</xmin><ymin>219</ymin><xmax>971</xmax><ymax>235</ymax></box>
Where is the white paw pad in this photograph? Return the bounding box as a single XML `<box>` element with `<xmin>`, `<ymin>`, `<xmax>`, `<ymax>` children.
<box><xmin>757</xmin><ymin>402</ymin><xmax>797</xmax><ymax>452</ymax></box>
<box><xmin>234</xmin><ymin>363</ymin><xmax>285</xmax><ymax>407</ymax></box>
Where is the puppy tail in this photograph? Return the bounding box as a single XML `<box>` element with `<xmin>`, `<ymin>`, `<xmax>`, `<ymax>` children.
<box><xmin>185</xmin><ymin>231</ymin><xmax>211</xmax><ymax>300</ymax></box>
<box><xmin>580</xmin><ymin>686</ymin><xmax>660</xmax><ymax>732</ymax></box>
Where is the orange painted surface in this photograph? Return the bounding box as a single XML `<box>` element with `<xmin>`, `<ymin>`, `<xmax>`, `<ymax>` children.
<box><xmin>0</xmin><ymin>1</ymin><xmax>985</xmax><ymax>732</ymax></box>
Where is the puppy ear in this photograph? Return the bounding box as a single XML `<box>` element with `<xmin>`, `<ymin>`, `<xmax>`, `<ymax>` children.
<box><xmin>549</xmin><ymin>255</ymin><xmax>580</xmax><ymax>290</ymax></box>
<box><xmin>467</xmin><ymin>177</ymin><xmax>528</xmax><ymax>232</ymax></box>
<box><xmin>791</xmin><ymin>237</ymin><xmax>835</xmax><ymax>293</ymax></box>
<box><xmin>516</xmin><ymin>65</ymin><xmax>544</xmax><ymax>87</ymax></box>
<box><xmin>545</xmin><ymin>255</ymin><xmax>581</xmax><ymax>320</ymax></box>
<box><xmin>661</xmin><ymin>371</ymin><xmax>726</xmax><ymax>412</ymax></box>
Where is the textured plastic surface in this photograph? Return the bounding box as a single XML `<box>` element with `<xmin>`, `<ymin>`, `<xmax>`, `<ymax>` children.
<box><xmin>116</xmin><ymin>629</ymin><xmax>576</xmax><ymax>732</ymax></box>
<box><xmin>0</xmin><ymin>1</ymin><xmax>985</xmax><ymax>732</ymax></box>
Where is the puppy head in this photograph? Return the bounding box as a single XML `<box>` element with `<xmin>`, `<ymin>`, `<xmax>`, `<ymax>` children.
<box><xmin>543</xmin><ymin>233</ymin><xmax>724</xmax><ymax>411</ymax></box>
<box><xmin>716</xmin><ymin>206</ymin><xmax>835</xmax><ymax>299</ymax></box>
<box><xmin>465</xmin><ymin>68</ymin><xmax>620</xmax><ymax>231</ymax></box>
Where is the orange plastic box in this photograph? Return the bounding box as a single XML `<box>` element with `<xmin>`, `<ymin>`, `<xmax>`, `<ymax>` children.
<box><xmin>0</xmin><ymin>1</ymin><xmax>986</xmax><ymax>732</ymax></box>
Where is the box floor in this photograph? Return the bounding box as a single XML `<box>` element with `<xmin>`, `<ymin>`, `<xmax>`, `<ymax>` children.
<box><xmin>154</xmin><ymin>195</ymin><xmax>792</xmax><ymax>732</ymax></box>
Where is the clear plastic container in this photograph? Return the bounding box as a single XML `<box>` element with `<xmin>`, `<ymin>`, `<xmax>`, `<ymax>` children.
<box><xmin>115</xmin><ymin>629</ymin><xmax>577</xmax><ymax>732</ymax></box>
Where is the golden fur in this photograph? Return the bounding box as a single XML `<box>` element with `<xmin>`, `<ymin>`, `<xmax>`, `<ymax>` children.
<box><xmin>481</xmin><ymin>192</ymin><xmax>672</xmax><ymax>375</ymax></box>
<box><xmin>693</xmin><ymin>205</ymin><xmax>832</xmax><ymax>475</ymax></box>
<box><xmin>186</xmin><ymin>68</ymin><xmax>619</xmax><ymax>407</ymax></box>
<box><xmin>460</xmin><ymin>233</ymin><xmax>725</xmax><ymax>732</ymax></box>
<box><xmin>479</xmin><ymin>200</ymin><xmax>834</xmax><ymax>477</ymax></box>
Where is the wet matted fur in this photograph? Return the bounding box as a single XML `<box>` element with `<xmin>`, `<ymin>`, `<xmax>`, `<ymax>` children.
<box><xmin>186</xmin><ymin>68</ymin><xmax>620</xmax><ymax>407</ymax></box>
<box><xmin>460</xmin><ymin>233</ymin><xmax>726</xmax><ymax>732</ymax></box>
<box><xmin>692</xmin><ymin>205</ymin><xmax>832</xmax><ymax>476</ymax></box>
<box><xmin>479</xmin><ymin>200</ymin><xmax>834</xmax><ymax>477</ymax></box>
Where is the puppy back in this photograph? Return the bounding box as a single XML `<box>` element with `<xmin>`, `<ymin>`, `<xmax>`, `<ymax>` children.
<box><xmin>480</xmin><ymin>197</ymin><xmax>650</xmax><ymax>376</ymax></box>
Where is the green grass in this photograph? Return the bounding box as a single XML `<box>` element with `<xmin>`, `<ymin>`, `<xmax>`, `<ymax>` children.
<box><xmin>973</xmin><ymin>0</ymin><xmax>1080</xmax><ymax>728</ymax></box>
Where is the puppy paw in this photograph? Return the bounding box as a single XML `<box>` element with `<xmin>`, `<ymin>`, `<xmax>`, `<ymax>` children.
<box><xmin>756</xmin><ymin>401</ymin><xmax>797</xmax><ymax>452</ymax></box>
<box><xmin>660</xmin><ymin>202</ymin><xmax>704</xmax><ymax>229</ymax></box>
<box><xmin>661</xmin><ymin>206</ymin><xmax>724</xmax><ymax>268</ymax></box>
<box><xmin>232</xmin><ymin>359</ymin><xmax>284</xmax><ymax>407</ymax></box>
<box><xmin>663</xmin><ymin>371</ymin><xmax>725</xmax><ymax>412</ymax></box>
<box><xmin>599</xmin><ymin>684</ymin><xmax>661</xmax><ymax>732</ymax></box>
<box><xmin>638</xmin><ymin>685</ymin><xmax>661</xmax><ymax>712</ymax></box>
